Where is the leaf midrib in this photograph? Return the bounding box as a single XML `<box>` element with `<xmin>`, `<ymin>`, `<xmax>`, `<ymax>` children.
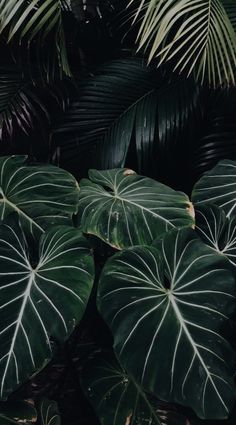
<box><xmin>168</xmin><ymin>292</ymin><xmax>228</xmax><ymax>413</ymax></box>
<box><xmin>0</xmin><ymin>196</ymin><xmax>44</xmax><ymax>233</ymax></box>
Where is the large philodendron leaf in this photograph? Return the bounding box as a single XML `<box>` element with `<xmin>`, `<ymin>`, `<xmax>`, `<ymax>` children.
<box><xmin>0</xmin><ymin>219</ymin><xmax>94</xmax><ymax>399</ymax></box>
<box><xmin>191</xmin><ymin>160</ymin><xmax>236</xmax><ymax>218</ymax></box>
<box><xmin>81</xmin><ymin>351</ymin><xmax>190</xmax><ymax>425</ymax></box>
<box><xmin>98</xmin><ymin>227</ymin><xmax>236</xmax><ymax>419</ymax></box>
<box><xmin>0</xmin><ymin>156</ymin><xmax>79</xmax><ymax>237</ymax></box>
<box><xmin>195</xmin><ymin>204</ymin><xmax>236</xmax><ymax>268</ymax></box>
<box><xmin>77</xmin><ymin>168</ymin><xmax>194</xmax><ymax>249</ymax></box>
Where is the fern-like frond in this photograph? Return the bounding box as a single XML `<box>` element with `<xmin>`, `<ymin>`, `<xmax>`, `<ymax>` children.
<box><xmin>129</xmin><ymin>0</ymin><xmax>236</xmax><ymax>87</ymax></box>
<box><xmin>0</xmin><ymin>0</ymin><xmax>71</xmax><ymax>79</ymax></box>
<box><xmin>0</xmin><ymin>67</ymin><xmax>49</xmax><ymax>141</ymax></box>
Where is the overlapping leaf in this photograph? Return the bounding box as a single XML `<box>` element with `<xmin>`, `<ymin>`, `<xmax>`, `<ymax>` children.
<box><xmin>98</xmin><ymin>227</ymin><xmax>236</xmax><ymax>419</ymax></box>
<box><xmin>196</xmin><ymin>204</ymin><xmax>236</xmax><ymax>267</ymax></box>
<box><xmin>0</xmin><ymin>219</ymin><xmax>94</xmax><ymax>399</ymax></box>
<box><xmin>0</xmin><ymin>156</ymin><xmax>79</xmax><ymax>237</ymax></box>
<box><xmin>0</xmin><ymin>67</ymin><xmax>49</xmax><ymax>142</ymax></box>
<box><xmin>129</xmin><ymin>0</ymin><xmax>236</xmax><ymax>86</ymax></box>
<box><xmin>77</xmin><ymin>168</ymin><xmax>194</xmax><ymax>249</ymax></box>
<box><xmin>53</xmin><ymin>58</ymin><xmax>200</xmax><ymax>175</ymax></box>
<box><xmin>0</xmin><ymin>0</ymin><xmax>70</xmax><ymax>78</ymax></box>
<box><xmin>82</xmin><ymin>351</ymin><xmax>162</xmax><ymax>425</ymax></box>
<box><xmin>192</xmin><ymin>159</ymin><xmax>236</xmax><ymax>217</ymax></box>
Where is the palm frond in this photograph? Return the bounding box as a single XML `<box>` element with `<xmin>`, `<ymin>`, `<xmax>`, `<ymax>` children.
<box><xmin>193</xmin><ymin>88</ymin><xmax>236</xmax><ymax>179</ymax></box>
<box><xmin>0</xmin><ymin>67</ymin><xmax>49</xmax><ymax>141</ymax></box>
<box><xmin>0</xmin><ymin>0</ymin><xmax>71</xmax><ymax>79</ymax></box>
<box><xmin>52</xmin><ymin>58</ymin><xmax>200</xmax><ymax>182</ymax></box>
<box><xmin>129</xmin><ymin>0</ymin><xmax>236</xmax><ymax>87</ymax></box>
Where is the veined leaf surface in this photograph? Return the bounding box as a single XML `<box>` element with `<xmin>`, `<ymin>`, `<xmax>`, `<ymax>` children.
<box><xmin>192</xmin><ymin>160</ymin><xmax>236</xmax><ymax>217</ymax></box>
<box><xmin>0</xmin><ymin>156</ymin><xmax>79</xmax><ymax>237</ymax></box>
<box><xmin>0</xmin><ymin>220</ymin><xmax>94</xmax><ymax>399</ymax></box>
<box><xmin>78</xmin><ymin>168</ymin><xmax>194</xmax><ymax>249</ymax></box>
<box><xmin>196</xmin><ymin>204</ymin><xmax>236</xmax><ymax>268</ymax></box>
<box><xmin>37</xmin><ymin>398</ymin><xmax>60</xmax><ymax>425</ymax></box>
<box><xmin>82</xmin><ymin>351</ymin><xmax>162</xmax><ymax>425</ymax></box>
<box><xmin>82</xmin><ymin>351</ymin><xmax>190</xmax><ymax>425</ymax></box>
<box><xmin>98</xmin><ymin>228</ymin><xmax>236</xmax><ymax>419</ymax></box>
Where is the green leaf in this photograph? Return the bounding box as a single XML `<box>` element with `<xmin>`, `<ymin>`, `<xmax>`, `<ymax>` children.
<box><xmin>0</xmin><ymin>0</ymin><xmax>70</xmax><ymax>78</ymax></box>
<box><xmin>82</xmin><ymin>351</ymin><xmax>190</xmax><ymax>425</ymax></box>
<box><xmin>0</xmin><ymin>156</ymin><xmax>79</xmax><ymax>238</ymax></box>
<box><xmin>0</xmin><ymin>219</ymin><xmax>94</xmax><ymax>399</ymax></box>
<box><xmin>0</xmin><ymin>67</ymin><xmax>49</xmax><ymax>142</ymax></box>
<box><xmin>37</xmin><ymin>398</ymin><xmax>60</xmax><ymax>425</ymax></box>
<box><xmin>98</xmin><ymin>227</ymin><xmax>236</xmax><ymax>419</ymax></box>
<box><xmin>195</xmin><ymin>204</ymin><xmax>236</xmax><ymax>268</ymax></box>
<box><xmin>53</xmin><ymin>58</ymin><xmax>200</xmax><ymax>175</ymax></box>
<box><xmin>191</xmin><ymin>159</ymin><xmax>236</xmax><ymax>218</ymax></box>
<box><xmin>0</xmin><ymin>400</ymin><xmax>37</xmax><ymax>424</ymax></box>
<box><xmin>78</xmin><ymin>168</ymin><xmax>194</xmax><ymax>249</ymax></box>
<box><xmin>129</xmin><ymin>0</ymin><xmax>236</xmax><ymax>87</ymax></box>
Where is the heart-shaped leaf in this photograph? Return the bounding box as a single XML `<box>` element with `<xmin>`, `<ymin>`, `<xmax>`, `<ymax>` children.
<box><xmin>0</xmin><ymin>218</ymin><xmax>94</xmax><ymax>399</ymax></box>
<box><xmin>0</xmin><ymin>400</ymin><xmax>37</xmax><ymax>424</ymax></box>
<box><xmin>0</xmin><ymin>156</ymin><xmax>79</xmax><ymax>237</ymax></box>
<box><xmin>98</xmin><ymin>228</ymin><xmax>236</xmax><ymax>419</ymax></box>
<box><xmin>81</xmin><ymin>351</ymin><xmax>162</xmax><ymax>425</ymax></box>
<box><xmin>37</xmin><ymin>398</ymin><xmax>60</xmax><ymax>425</ymax></box>
<box><xmin>82</xmin><ymin>351</ymin><xmax>190</xmax><ymax>425</ymax></box>
<box><xmin>192</xmin><ymin>160</ymin><xmax>236</xmax><ymax>218</ymax></box>
<box><xmin>78</xmin><ymin>168</ymin><xmax>194</xmax><ymax>249</ymax></box>
<box><xmin>195</xmin><ymin>204</ymin><xmax>236</xmax><ymax>268</ymax></box>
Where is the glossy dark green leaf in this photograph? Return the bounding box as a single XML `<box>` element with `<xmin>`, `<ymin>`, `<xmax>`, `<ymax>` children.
<box><xmin>82</xmin><ymin>352</ymin><xmax>161</xmax><ymax>425</ymax></box>
<box><xmin>0</xmin><ymin>156</ymin><xmax>79</xmax><ymax>237</ymax></box>
<box><xmin>98</xmin><ymin>227</ymin><xmax>236</xmax><ymax>419</ymax></box>
<box><xmin>53</xmin><ymin>58</ymin><xmax>200</xmax><ymax>176</ymax></box>
<box><xmin>37</xmin><ymin>398</ymin><xmax>60</xmax><ymax>425</ymax></box>
<box><xmin>0</xmin><ymin>219</ymin><xmax>94</xmax><ymax>399</ymax></box>
<box><xmin>78</xmin><ymin>168</ymin><xmax>194</xmax><ymax>249</ymax></box>
<box><xmin>0</xmin><ymin>400</ymin><xmax>37</xmax><ymax>424</ymax></box>
<box><xmin>195</xmin><ymin>204</ymin><xmax>236</xmax><ymax>268</ymax></box>
<box><xmin>82</xmin><ymin>351</ymin><xmax>190</xmax><ymax>425</ymax></box>
<box><xmin>192</xmin><ymin>160</ymin><xmax>236</xmax><ymax>218</ymax></box>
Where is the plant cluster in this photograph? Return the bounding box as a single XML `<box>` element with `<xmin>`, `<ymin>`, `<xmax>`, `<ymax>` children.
<box><xmin>0</xmin><ymin>155</ymin><xmax>235</xmax><ymax>424</ymax></box>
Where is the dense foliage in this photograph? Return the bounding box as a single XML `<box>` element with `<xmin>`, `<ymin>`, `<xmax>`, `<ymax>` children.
<box><xmin>0</xmin><ymin>1</ymin><xmax>236</xmax><ymax>424</ymax></box>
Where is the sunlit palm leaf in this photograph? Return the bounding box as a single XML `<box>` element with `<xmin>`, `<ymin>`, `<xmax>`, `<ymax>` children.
<box><xmin>130</xmin><ymin>0</ymin><xmax>236</xmax><ymax>87</ymax></box>
<box><xmin>0</xmin><ymin>0</ymin><xmax>71</xmax><ymax>78</ymax></box>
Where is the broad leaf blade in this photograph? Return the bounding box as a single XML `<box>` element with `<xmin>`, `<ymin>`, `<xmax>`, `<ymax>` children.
<box><xmin>98</xmin><ymin>227</ymin><xmax>236</xmax><ymax>419</ymax></box>
<box><xmin>78</xmin><ymin>168</ymin><xmax>194</xmax><ymax>249</ymax></box>
<box><xmin>196</xmin><ymin>204</ymin><xmax>236</xmax><ymax>268</ymax></box>
<box><xmin>0</xmin><ymin>156</ymin><xmax>79</xmax><ymax>237</ymax></box>
<box><xmin>192</xmin><ymin>159</ymin><xmax>236</xmax><ymax>218</ymax></box>
<box><xmin>0</xmin><ymin>220</ymin><xmax>94</xmax><ymax>399</ymax></box>
<box><xmin>82</xmin><ymin>351</ymin><xmax>190</xmax><ymax>425</ymax></box>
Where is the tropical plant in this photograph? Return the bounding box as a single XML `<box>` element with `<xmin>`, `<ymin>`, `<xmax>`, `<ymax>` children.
<box><xmin>129</xmin><ymin>0</ymin><xmax>236</xmax><ymax>87</ymax></box>
<box><xmin>0</xmin><ymin>155</ymin><xmax>236</xmax><ymax>424</ymax></box>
